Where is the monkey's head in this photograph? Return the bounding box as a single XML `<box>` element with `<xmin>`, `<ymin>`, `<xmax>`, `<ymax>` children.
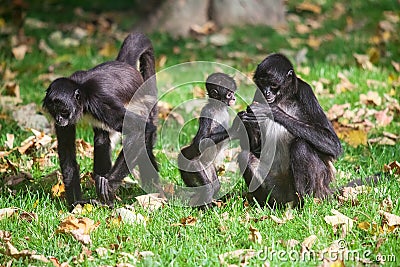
<box><xmin>254</xmin><ymin>53</ymin><xmax>297</xmax><ymax>104</ymax></box>
<box><xmin>205</xmin><ymin>72</ymin><xmax>237</xmax><ymax>106</ymax></box>
<box><xmin>43</xmin><ymin>78</ymin><xmax>83</xmax><ymax>127</ymax></box>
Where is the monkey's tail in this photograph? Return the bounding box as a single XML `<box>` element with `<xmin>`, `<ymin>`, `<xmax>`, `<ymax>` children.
<box><xmin>116</xmin><ymin>32</ymin><xmax>156</xmax><ymax>82</ymax></box>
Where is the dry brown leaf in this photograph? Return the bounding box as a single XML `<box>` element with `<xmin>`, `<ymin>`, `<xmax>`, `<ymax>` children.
<box><xmin>115</xmin><ymin>208</ymin><xmax>146</xmax><ymax>226</ymax></box>
<box><xmin>296</xmin><ymin>24</ymin><xmax>311</xmax><ymax>34</ymax></box>
<box><xmin>307</xmin><ymin>35</ymin><xmax>322</xmax><ymax>49</ymax></box>
<box><xmin>12</xmin><ymin>44</ymin><xmax>29</xmax><ymax>60</ymax></box>
<box><xmin>19</xmin><ymin>211</ymin><xmax>38</xmax><ymax>223</ymax></box>
<box><xmin>248</xmin><ymin>225</ymin><xmax>262</xmax><ymax>244</ymax></box>
<box><xmin>379</xmin><ymin>211</ymin><xmax>400</xmax><ymax>226</ymax></box>
<box><xmin>0</xmin><ymin>230</ymin><xmax>11</xmax><ymax>242</ymax></box>
<box><xmin>383</xmin><ymin>161</ymin><xmax>400</xmax><ymax>175</ymax></box>
<box><xmin>57</xmin><ymin>216</ymin><xmax>100</xmax><ymax>235</ymax></box>
<box><xmin>324</xmin><ymin>209</ymin><xmax>353</xmax><ymax>237</ymax></box>
<box><xmin>39</xmin><ymin>39</ymin><xmax>56</xmax><ymax>57</ymax></box>
<box><xmin>190</xmin><ymin>21</ymin><xmax>217</xmax><ymax>35</ymax></box>
<box><xmin>368</xmin><ymin>137</ymin><xmax>396</xmax><ymax>146</ymax></box>
<box><xmin>171</xmin><ymin>216</ymin><xmax>197</xmax><ymax>227</ymax></box>
<box><xmin>135</xmin><ymin>193</ymin><xmax>166</xmax><ymax>212</ymax></box>
<box><xmin>354</xmin><ymin>53</ymin><xmax>374</xmax><ymax>70</ymax></box>
<box><xmin>5</xmin><ymin>133</ymin><xmax>14</xmax><ymax>149</ymax></box>
<box><xmin>335</xmin><ymin>72</ymin><xmax>355</xmax><ymax>92</ymax></box>
<box><xmin>359</xmin><ymin>91</ymin><xmax>382</xmax><ymax>106</ymax></box>
<box><xmin>18</xmin><ymin>136</ymin><xmax>35</xmax><ymax>154</ymax></box>
<box><xmin>0</xmin><ymin>208</ymin><xmax>17</xmax><ymax>220</ymax></box>
<box><xmin>327</xmin><ymin>103</ymin><xmax>351</xmax><ymax>120</ymax></box>
<box><xmin>374</xmin><ymin>109</ymin><xmax>393</xmax><ymax>126</ymax></box>
<box><xmin>5</xmin><ymin>81</ymin><xmax>20</xmax><ymax>98</ymax></box>
<box><xmin>301</xmin><ymin>234</ymin><xmax>317</xmax><ymax>250</ymax></box>
<box><xmin>296</xmin><ymin>2</ymin><xmax>321</xmax><ymax>14</ymax></box>
<box><xmin>70</xmin><ymin>229</ymin><xmax>92</xmax><ymax>245</ymax></box>
<box><xmin>218</xmin><ymin>249</ymin><xmax>257</xmax><ymax>266</ymax></box>
<box><xmin>391</xmin><ymin>61</ymin><xmax>400</xmax><ymax>72</ymax></box>
<box><xmin>4</xmin><ymin>241</ymin><xmax>35</xmax><ymax>260</ymax></box>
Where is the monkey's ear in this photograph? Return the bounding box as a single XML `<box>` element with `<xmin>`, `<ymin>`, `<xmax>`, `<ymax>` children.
<box><xmin>74</xmin><ymin>89</ymin><xmax>81</xmax><ymax>100</ymax></box>
<box><xmin>286</xmin><ymin>69</ymin><xmax>294</xmax><ymax>78</ymax></box>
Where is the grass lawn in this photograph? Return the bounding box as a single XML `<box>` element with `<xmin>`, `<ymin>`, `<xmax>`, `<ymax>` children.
<box><xmin>0</xmin><ymin>0</ymin><xmax>399</xmax><ymax>266</ymax></box>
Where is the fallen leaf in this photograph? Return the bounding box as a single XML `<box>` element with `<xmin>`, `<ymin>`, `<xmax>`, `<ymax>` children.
<box><xmin>383</xmin><ymin>161</ymin><xmax>400</xmax><ymax>175</ymax></box>
<box><xmin>327</xmin><ymin>104</ymin><xmax>351</xmax><ymax>120</ymax></box>
<box><xmin>0</xmin><ymin>230</ymin><xmax>11</xmax><ymax>242</ymax></box>
<box><xmin>392</xmin><ymin>61</ymin><xmax>400</xmax><ymax>72</ymax></box>
<box><xmin>5</xmin><ymin>133</ymin><xmax>14</xmax><ymax>149</ymax></box>
<box><xmin>12</xmin><ymin>44</ymin><xmax>29</xmax><ymax>60</ymax></box>
<box><xmin>190</xmin><ymin>21</ymin><xmax>217</xmax><ymax>35</ymax></box>
<box><xmin>324</xmin><ymin>209</ymin><xmax>353</xmax><ymax>237</ymax></box>
<box><xmin>0</xmin><ymin>208</ymin><xmax>17</xmax><ymax>220</ymax></box>
<box><xmin>368</xmin><ymin>137</ymin><xmax>396</xmax><ymax>146</ymax></box>
<box><xmin>340</xmin><ymin>129</ymin><xmax>368</xmax><ymax>147</ymax></box>
<box><xmin>57</xmin><ymin>216</ymin><xmax>100</xmax><ymax>235</ymax></box>
<box><xmin>19</xmin><ymin>212</ymin><xmax>38</xmax><ymax>223</ymax></box>
<box><xmin>335</xmin><ymin>72</ymin><xmax>355</xmax><ymax>92</ymax></box>
<box><xmin>115</xmin><ymin>208</ymin><xmax>146</xmax><ymax>226</ymax></box>
<box><xmin>70</xmin><ymin>229</ymin><xmax>92</xmax><ymax>245</ymax></box>
<box><xmin>248</xmin><ymin>225</ymin><xmax>262</xmax><ymax>244</ymax></box>
<box><xmin>39</xmin><ymin>39</ymin><xmax>56</xmax><ymax>57</ymax></box>
<box><xmin>359</xmin><ymin>91</ymin><xmax>382</xmax><ymax>106</ymax></box>
<box><xmin>354</xmin><ymin>53</ymin><xmax>374</xmax><ymax>70</ymax></box>
<box><xmin>301</xmin><ymin>234</ymin><xmax>317</xmax><ymax>250</ymax></box>
<box><xmin>171</xmin><ymin>216</ymin><xmax>197</xmax><ymax>227</ymax></box>
<box><xmin>296</xmin><ymin>2</ymin><xmax>321</xmax><ymax>14</ymax></box>
<box><xmin>18</xmin><ymin>136</ymin><xmax>35</xmax><ymax>154</ymax></box>
<box><xmin>5</xmin><ymin>81</ymin><xmax>20</xmax><ymax>98</ymax></box>
<box><xmin>135</xmin><ymin>193</ymin><xmax>166</xmax><ymax>212</ymax></box>
<box><xmin>374</xmin><ymin>109</ymin><xmax>393</xmax><ymax>126</ymax></box>
<box><xmin>95</xmin><ymin>247</ymin><xmax>108</xmax><ymax>257</ymax></box>
<box><xmin>52</xmin><ymin>180</ymin><xmax>65</xmax><ymax>198</ymax></box>
<box><xmin>379</xmin><ymin>211</ymin><xmax>400</xmax><ymax>226</ymax></box>
<box><xmin>4</xmin><ymin>241</ymin><xmax>35</xmax><ymax>260</ymax></box>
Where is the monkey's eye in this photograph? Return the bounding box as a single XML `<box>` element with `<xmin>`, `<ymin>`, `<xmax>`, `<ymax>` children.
<box><xmin>60</xmin><ymin>110</ymin><xmax>69</xmax><ymax>117</ymax></box>
<box><xmin>226</xmin><ymin>91</ymin><xmax>234</xmax><ymax>99</ymax></box>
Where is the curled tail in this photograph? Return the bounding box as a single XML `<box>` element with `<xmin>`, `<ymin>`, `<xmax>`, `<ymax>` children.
<box><xmin>116</xmin><ymin>32</ymin><xmax>156</xmax><ymax>82</ymax></box>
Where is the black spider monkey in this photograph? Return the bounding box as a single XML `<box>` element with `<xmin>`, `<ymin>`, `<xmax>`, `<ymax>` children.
<box><xmin>235</xmin><ymin>53</ymin><xmax>342</xmax><ymax>208</ymax></box>
<box><xmin>43</xmin><ymin>33</ymin><xmax>159</xmax><ymax>208</ymax></box>
<box><xmin>178</xmin><ymin>73</ymin><xmax>237</xmax><ymax>207</ymax></box>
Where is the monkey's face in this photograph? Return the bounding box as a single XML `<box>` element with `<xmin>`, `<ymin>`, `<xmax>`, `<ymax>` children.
<box><xmin>254</xmin><ymin>54</ymin><xmax>296</xmax><ymax>104</ymax></box>
<box><xmin>43</xmin><ymin>78</ymin><xmax>83</xmax><ymax>127</ymax></box>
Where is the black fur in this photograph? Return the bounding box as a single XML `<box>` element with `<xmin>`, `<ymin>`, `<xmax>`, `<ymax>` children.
<box><xmin>238</xmin><ymin>53</ymin><xmax>342</xmax><ymax>207</ymax></box>
<box><xmin>178</xmin><ymin>73</ymin><xmax>237</xmax><ymax>207</ymax></box>
<box><xmin>43</xmin><ymin>33</ymin><xmax>159</xmax><ymax>208</ymax></box>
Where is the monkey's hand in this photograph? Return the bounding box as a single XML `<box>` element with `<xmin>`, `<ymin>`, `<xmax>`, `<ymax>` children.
<box><xmin>245</xmin><ymin>103</ymin><xmax>274</xmax><ymax>121</ymax></box>
<box><xmin>95</xmin><ymin>175</ymin><xmax>115</xmax><ymax>208</ymax></box>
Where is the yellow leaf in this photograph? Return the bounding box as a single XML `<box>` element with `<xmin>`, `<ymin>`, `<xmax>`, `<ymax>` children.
<box><xmin>296</xmin><ymin>2</ymin><xmax>321</xmax><ymax>14</ymax></box>
<box><xmin>51</xmin><ymin>180</ymin><xmax>65</xmax><ymax>198</ymax></box>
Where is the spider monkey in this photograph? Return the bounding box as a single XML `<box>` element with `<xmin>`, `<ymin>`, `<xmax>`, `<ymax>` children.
<box><xmin>178</xmin><ymin>73</ymin><xmax>237</xmax><ymax>207</ymax></box>
<box><xmin>43</xmin><ymin>33</ymin><xmax>159</xmax><ymax>208</ymax></box>
<box><xmin>236</xmin><ymin>53</ymin><xmax>342</xmax><ymax>207</ymax></box>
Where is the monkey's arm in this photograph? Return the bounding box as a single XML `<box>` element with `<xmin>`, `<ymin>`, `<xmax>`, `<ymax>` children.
<box><xmin>55</xmin><ymin>125</ymin><xmax>82</xmax><ymax>206</ymax></box>
<box><xmin>246</xmin><ymin>104</ymin><xmax>342</xmax><ymax>158</ymax></box>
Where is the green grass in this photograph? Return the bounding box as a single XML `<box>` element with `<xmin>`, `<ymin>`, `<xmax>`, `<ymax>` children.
<box><xmin>1</xmin><ymin>0</ymin><xmax>400</xmax><ymax>266</ymax></box>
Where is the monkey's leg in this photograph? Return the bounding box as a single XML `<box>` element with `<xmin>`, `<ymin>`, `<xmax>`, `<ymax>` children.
<box><xmin>290</xmin><ymin>138</ymin><xmax>333</xmax><ymax>199</ymax></box>
<box><xmin>138</xmin><ymin>126</ymin><xmax>160</xmax><ymax>193</ymax></box>
<box><xmin>56</xmin><ymin>125</ymin><xmax>82</xmax><ymax>206</ymax></box>
<box><xmin>238</xmin><ymin>150</ymin><xmax>268</xmax><ymax>206</ymax></box>
<box><xmin>93</xmin><ymin>128</ymin><xmax>112</xmax><ymax>177</ymax></box>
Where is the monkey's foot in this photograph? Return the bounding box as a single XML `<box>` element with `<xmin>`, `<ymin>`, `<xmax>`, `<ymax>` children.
<box><xmin>95</xmin><ymin>176</ymin><xmax>115</xmax><ymax>208</ymax></box>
